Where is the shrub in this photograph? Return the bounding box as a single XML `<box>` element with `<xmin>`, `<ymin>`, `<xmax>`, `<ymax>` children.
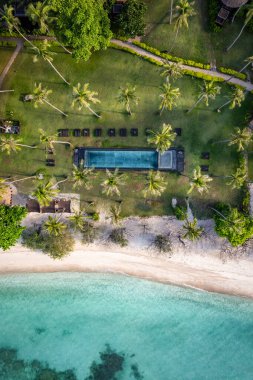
<box><xmin>109</xmin><ymin>228</ymin><xmax>128</xmax><ymax>247</ymax></box>
<box><xmin>241</xmin><ymin>185</ymin><xmax>250</xmax><ymax>215</ymax></box>
<box><xmin>153</xmin><ymin>234</ymin><xmax>172</xmax><ymax>254</ymax></box>
<box><xmin>82</xmin><ymin>222</ymin><xmax>97</xmax><ymax>244</ymax></box>
<box><xmin>173</xmin><ymin>205</ymin><xmax>187</xmax><ymax>220</ymax></box>
<box><xmin>115</xmin><ymin>0</ymin><xmax>147</xmax><ymax>37</ymax></box>
<box><xmin>218</xmin><ymin>67</ymin><xmax>246</xmax><ymax>81</ymax></box>
<box><xmin>213</xmin><ymin>204</ymin><xmax>253</xmax><ymax>247</ymax></box>
<box><xmin>22</xmin><ymin>227</ymin><xmax>74</xmax><ymax>259</ymax></box>
<box><xmin>0</xmin><ymin>205</ymin><xmax>27</xmax><ymax>251</ymax></box>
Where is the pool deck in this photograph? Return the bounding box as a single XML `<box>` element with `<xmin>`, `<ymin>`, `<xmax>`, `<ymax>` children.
<box><xmin>74</xmin><ymin>147</ymin><xmax>184</xmax><ymax>172</ymax></box>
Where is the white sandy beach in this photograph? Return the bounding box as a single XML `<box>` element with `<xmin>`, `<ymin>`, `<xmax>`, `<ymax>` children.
<box><xmin>1</xmin><ymin>214</ymin><xmax>253</xmax><ymax>299</ymax></box>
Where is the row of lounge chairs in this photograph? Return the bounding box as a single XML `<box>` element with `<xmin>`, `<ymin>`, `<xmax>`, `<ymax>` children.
<box><xmin>58</xmin><ymin>128</ymin><xmax>139</xmax><ymax>137</ymax></box>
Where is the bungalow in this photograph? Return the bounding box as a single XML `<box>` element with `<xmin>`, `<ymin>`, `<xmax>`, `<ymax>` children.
<box><xmin>216</xmin><ymin>0</ymin><xmax>249</xmax><ymax>25</ymax></box>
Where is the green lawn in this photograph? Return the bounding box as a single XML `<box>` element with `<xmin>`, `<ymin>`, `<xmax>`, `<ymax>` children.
<box><xmin>0</xmin><ymin>45</ymin><xmax>15</xmax><ymax>74</ymax></box>
<box><xmin>0</xmin><ymin>46</ymin><xmax>252</xmax><ymax>217</ymax></box>
<box><xmin>143</xmin><ymin>0</ymin><xmax>253</xmax><ymax>70</ymax></box>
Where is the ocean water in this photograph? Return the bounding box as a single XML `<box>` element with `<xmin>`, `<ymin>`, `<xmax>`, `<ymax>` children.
<box><xmin>0</xmin><ymin>273</ymin><xmax>253</xmax><ymax>380</ymax></box>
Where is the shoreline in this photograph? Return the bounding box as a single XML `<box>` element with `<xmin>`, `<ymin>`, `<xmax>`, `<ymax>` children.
<box><xmin>1</xmin><ymin>245</ymin><xmax>253</xmax><ymax>300</ymax></box>
<box><xmin>1</xmin><ymin>213</ymin><xmax>253</xmax><ymax>299</ymax></box>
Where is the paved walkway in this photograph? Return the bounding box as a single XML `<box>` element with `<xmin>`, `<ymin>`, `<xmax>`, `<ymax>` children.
<box><xmin>111</xmin><ymin>39</ymin><xmax>253</xmax><ymax>92</ymax></box>
<box><xmin>0</xmin><ymin>38</ymin><xmax>23</xmax><ymax>89</ymax></box>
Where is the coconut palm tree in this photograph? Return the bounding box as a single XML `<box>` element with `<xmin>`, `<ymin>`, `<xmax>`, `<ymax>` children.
<box><xmin>72</xmin><ymin>83</ymin><xmax>101</xmax><ymax>118</ymax></box>
<box><xmin>227</xmin><ymin>164</ymin><xmax>247</xmax><ymax>189</ymax></box>
<box><xmin>182</xmin><ymin>218</ymin><xmax>203</xmax><ymax>241</ymax></box>
<box><xmin>72</xmin><ymin>165</ymin><xmax>95</xmax><ymax>189</ymax></box>
<box><xmin>147</xmin><ymin>123</ymin><xmax>177</xmax><ymax>153</ymax></box>
<box><xmin>227</xmin><ymin>4</ymin><xmax>253</xmax><ymax>51</ymax></box>
<box><xmin>68</xmin><ymin>211</ymin><xmax>85</xmax><ymax>231</ymax></box>
<box><xmin>117</xmin><ymin>84</ymin><xmax>139</xmax><ymax>116</ymax></box>
<box><xmin>101</xmin><ymin>169</ymin><xmax>127</xmax><ymax>197</ymax></box>
<box><xmin>170</xmin><ymin>0</ymin><xmax>196</xmax><ymax>51</ymax></box>
<box><xmin>228</xmin><ymin>127</ymin><xmax>252</xmax><ymax>152</ymax></box>
<box><xmin>39</xmin><ymin>129</ymin><xmax>72</xmax><ymax>152</ymax></box>
<box><xmin>217</xmin><ymin>87</ymin><xmax>245</xmax><ymax>112</ymax></box>
<box><xmin>161</xmin><ymin>62</ymin><xmax>183</xmax><ymax>83</ymax></box>
<box><xmin>44</xmin><ymin>215</ymin><xmax>66</xmax><ymax>236</ymax></box>
<box><xmin>159</xmin><ymin>83</ymin><xmax>180</xmax><ymax>114</ymax></box>
<box><xmin>26</xmin><ymin>1</ymin><xmax>72</xmax><ymax>54</ymax></box>
<box><xmin>0</xmin><ymin>136</ymin><xmax>37</xmax><ymax>155</ymax></box>
<box><xmin>27</xmin><ymin>83</ymin><xmax>68</xmax><ymax>117</ymax></box>
<box><xmin>143</xmin><ymin>171</ymin><xmax>167</xmax><ymax>198</ymax></box>
<box><xmin>188</xmin><ymin>166</ymin><xmax>213</xmax><ymax>195</ymax></box>
<box><xmin>109</xmin><ymin>204</ymin><xmax>123</xmax><ymax>225</ymax></box>
<box><xmin>188</xmin><ymin>80</ymin><xmax>221</xmax><ymax>113</ymax></box>
<box><xmin>32</xmin><ymin>40</ymin><xmax>70</xmax><ymax>85</ymax></box>
<box><xmin>0</xmin><ymin>4</ymin><xmax>36</xmax><ymax>47</ymax></box>
<box><xmin>32</xmin><ymin>178</ymin><xmax>67</xmax><ymax>207</ymax></box>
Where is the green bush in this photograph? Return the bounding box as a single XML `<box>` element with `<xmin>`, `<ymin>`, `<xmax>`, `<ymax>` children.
<box><xmin>213</xmin><ymin>204</ymin><xmax>253</xmax><ymax>247</ymax></box>
<box><xmin>173</xmin><ymin>205</ymin><xmax>187</xmax><ymax>220</ymax></box>
<box><xmin>0</xmin><ymin>205</ymin><xmax>27</xmax><ymax>251</ymax></box>
<box><xmin>218</xmin><ymin>67</ymin><xmax>246</xmax><ymax>80</ymax></box>
<box><xmin>109</xmin><ymin>228</ymin><xmax>128</xmax><ymax>247</ymax></box>
<box><xmin>115</xmin><ymin>0</ymin><xmax>147</xmax><ymax>37</ymax></box>
<box><xmin>153</xmin><ymin>234</ymin><xmax>172</xmax><ymax>253</ymax></box>
<box><xmin>82</xmin><ymin>221</ymin><xmax>97</xmax><ymax>244</ymax></box>
<box><xmin>182</xmin><ymin>68</ymin><xmax>224</xmax><ymax>82</ymax></box>
<box><xmin>22</xmin><ymin>227</ymin><xmax>74</xmax><ymax>259</ymax></box>
<box><xmin>241</xmin><ymin>184</ymin><xmax>250</xmax><ymax>215</ymax></box>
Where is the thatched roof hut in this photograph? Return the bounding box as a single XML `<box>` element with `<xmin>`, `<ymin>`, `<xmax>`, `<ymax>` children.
<box><xmin>221</xmin><ymin>0</ymin><xmax>248</xmax><ymax>8</ymax></box>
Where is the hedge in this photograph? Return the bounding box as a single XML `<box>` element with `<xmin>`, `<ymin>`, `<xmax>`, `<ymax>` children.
<box><xmin>219</xmin><ymin>67</ymin><xmax>246</xmax><ymax>81</ymax></box>
<box><xmin>110</xmin><ymin>42</ymin><xmax>164</xmax><ymax>66</ymax></box>
<box><xmin>131</xmin><ymin>41</ymin><xmax>211</xmax><ymax>69</ymax></box>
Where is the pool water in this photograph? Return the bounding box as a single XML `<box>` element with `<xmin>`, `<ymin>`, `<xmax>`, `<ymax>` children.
<box><xmin>84</xmin><ymin>149</ymin><xmax>159</xmax><ymax>169</ymax></box>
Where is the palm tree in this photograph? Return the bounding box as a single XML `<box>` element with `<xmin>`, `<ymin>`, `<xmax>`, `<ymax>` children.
<box><xmin>161</xmin><ymin>62</ymin><xmax>183</xmax><ymax>82</ymax></box>
<box><xmin>26</xmin><ymin>1</ymin><xmax>72</xmax><ymax>54</ymax></box>
<box><xmin>227</xmin><ymin>164</ymin><xmax>247</xmax><ymax>189</ymax></box>
<box><xmin>44</xmin><ymin>215</ymin><xmax>66</xmax><ymax>236</ymax></box>
<box><xmin>32</xmin><ymin>40</ymin><xmax>70</xmax><ymax>85</ymax></box>
<box><xmin>228</xmin><ymin>127</ymin><xmax>252</xmax><ymax>152</ymax></box>
<box><xmin>143</xmin><ymin>171</ymin><xmax>167</xmax><ymax>198</ymax></box>
<box><xmin>188</xmin><ymin>80</ymin><xmax>221</xmax><ymax>113</ymax></box>
<box><xmin>226</xmin><ymin>56</ymin><xmax>253</xmax><ymax>84</ymax></box>
<box><xmin>0</xmin><ymin>136</ymin><xmax>36</xmax><ymax>155</ymax></box>
<box><xmin>68</xmin><ymin>211</ymin><xmax>85</xmax><ymax>231</ymax></box>
<box><xmin>117</xmin><ymin>84</ymin><xmax>139</xmax><ymax>115</ymax></box>
<box><xmin>217</xmin><ymin>88</ymin><xmax>245</xmax><ymax>112</ymax></box>
<box><xmin>188</xmin><ymin>166</ymin><xmax>213</xmax><ymax>195</ymax></box>
<box><xmin>170</xmin><ymin>0</ymin><xmax>196</xmax><ymax>51</ymax></box>
<box><xmin>0</xmin><ymin>90</ymin><xmax>14</xmax><ymax>93</ymax></box>
<box><xmin>72</xmin><ymin>165</ymin><xmax>95</xmax><ymax>189</ymax></box>
<box><xmin>72</xmin><ymin>83</ymin><xmax>101</xmax><ymax>118</ymax></box>
<box><xmin>182</xmin><ymin>218</ymin><xmax>203</xmax><ymax>241</ymax></box>
<box><xmin>31</xmin><ymin>178</ymin><xmax>67</xmax><ymax>207</ymax></box>
<box><xmin>159</xmin><ymin>83</ymin><xmax>180</xmax><ymax>114</ymax></box>
<box><xmin>101</xmin><ymin>169</ymin><xmax>127</xmax><ymax>197</ymax></box>
<box><xmin>39</xmin><ymin>129</ymin><xmax>72</xmax><ymax>152</ymax></box>
<box><xmin>0</xmin><ymin>5</ymin><xmax>36</xmax><ymax>47</ymax></box>
<box><xmin>109</xmin><ymin>204</ymin><xmax>123</xmax><ymax>225</ymax></box>
<box><xmin>227</xmin><ymin>4</ymin><xmax>253</xmax><ymax>51</ymax></box>
<box><xmin>147</xmin><ymin>123</ymin><xmax>177</xmax><ymax>153</ymax></box>
<box><xmin>28</xmin><ymin>83</ymin><xmax>68</xmax><ymax>117</ymax></box>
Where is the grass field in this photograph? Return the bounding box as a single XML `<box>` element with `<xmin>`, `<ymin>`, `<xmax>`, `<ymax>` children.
<box><xmin>0</xmin><ymin>45</ymin><xmax>15</xmax><ymax>74</ymax></box>
<box><xmin>143</xmin><ymin>0</ymin><xmax>253</xmax><ymax>71</ymax></box>
<box><xmin>0</xmin><ymin>46</ymin><xmax>252</xmax><ymax>217</ymax></box>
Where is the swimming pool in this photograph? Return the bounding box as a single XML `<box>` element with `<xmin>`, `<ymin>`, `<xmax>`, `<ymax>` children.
<box><xmin>74</xmin><ymin>148</ymin><xmax>182</xmax><ymax>171</ymax></box>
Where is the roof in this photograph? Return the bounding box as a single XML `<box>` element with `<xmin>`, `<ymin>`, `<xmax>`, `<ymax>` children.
<box><xmin>221</xmin><ymin>0</ymin><xmax>249</xmax><ymax>8</ymax></box>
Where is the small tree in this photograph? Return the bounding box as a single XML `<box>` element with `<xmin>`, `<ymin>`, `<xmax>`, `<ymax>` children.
<box><xmin>109</xmin><ymin>228</ymin><xmax>128</xmax><ymax>247</ymax></box>
<box><xmin>147</xmin><ymin>123</ymin><xmax>177</xmax><ymax>153</ymax></box>
<box><xmin>101</xmin><ymin>169</ymin><xmax>127</xmax><ymax>197</ymax></box>
<box><xmin>0</xmin><ymin>205</ymin><xmax>27</xmax><ymax>250</ymax></box>
<box><xmin>32</xmin><ymin>178</ymin><xmax>63</xmax><ymax>207</ymax></box>
<box><xmin>68</xmin><ymin>211</ymin><xmax>85</xmax><ymax>231</ymax></box>
<box><xmin>43</xmin><ymin>215</ymin><xmax>67</xmax><ymax>236</ymax></box>
<box><xmin>72</xmin><ymin>165</ymin><xmax>95</xmax><ymax>189</ymax></box>
<box><xmin>72</xmin><ymin>83</ymin><xmax>101</xmax><ymax>118</ymax></box>
<box><xmin>109</xmin><ymin>204</ymin><xmax>123</xmax><ymax>225</ymax></box>
<box><xmin>143</xmin><ymin>171</ymin><xmax>167</xmax><ymax>198</ymax></box>
<box><xmin>170</xmin><ymin>0</ymin><xmax>196</xmax><ymax>51</ymax></box>
<box><xmin>161</xmin><ymin>62</ymin><xmax>183</xmax><ymax>82</ymax></box>
<box><xmin>115</xmin><ymin>0</ymin><xmax>147</xmax><ymax>37</ymax></box>
<box><xmin>159</xmin><ymin>83</ymin><xmax>180</xmax><ymax>114</ymax></box>
<box><xmin>227</xmin><ymin>159</ymin><xmax>247</xmax><ymax>189</ymax></box>
<box><xmin>152</xmin><ymin>234</ymin><xmax>172</xmax><ymax>254</ymax></box>
<box><xmin>0</xmin><ymin>136</ymin><xmax>36</xmax><ymax>155</ymax></box>
<box><xmin>117</xmin><ymin>84</ymin><xmax>139</xmax><ymax>115</ymax></box>
<box><xmin>228</xmin><ymin>127</ymin><xmax>252</xmax><ymax>152</ymax></box>
<box><xmin>82</xmin><ymin>221</ymin><xmax>97</xmax><ymax>244</ymax></box>
<box><xmin>39</xmin><ymin>129</ymin><xmax>72</xmax><ymax>152</ymax></box>
<box><xmin>188</xmin><ymin>166</ymin><xmax>213</xmax><ymax>195</ymax></box>
<box><xmin>217</xmin><ymin>88</ymin><xmax>245</xmax><ymax>113</ymax></box>
<box><xmin>188</xmin><ymin>80</ymin><xmax>221</xmax><ymax>113</ymax></box>
<box><xmin>182</xmin><ymin>218</ymin><xmax>203</xmax><ymax>241</ymax></box>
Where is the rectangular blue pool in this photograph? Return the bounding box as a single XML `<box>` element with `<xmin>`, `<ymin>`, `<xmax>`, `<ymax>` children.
<box><xmin>84</xmin><ymin>149</ymin><xmax>159</xmax><ymax>169</ymax></box>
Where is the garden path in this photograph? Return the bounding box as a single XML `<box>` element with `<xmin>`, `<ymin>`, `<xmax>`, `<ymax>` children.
<box><xmin>111</xmin><ymin>39</ymin><xmax>253</xmax><ymax>92</ymax></box>
<box><xmin>0</xmin><ymin>38</ymin><xmax>23</xmax><ymax>89</ymax></box>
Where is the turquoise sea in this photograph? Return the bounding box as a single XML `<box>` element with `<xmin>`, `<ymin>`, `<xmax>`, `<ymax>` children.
<box><xmin>0</xmin><ymin>273</ymin><xmax>253</xmax><ymax>380</ymax></box>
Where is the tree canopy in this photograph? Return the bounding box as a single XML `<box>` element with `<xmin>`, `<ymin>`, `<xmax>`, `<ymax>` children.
<box><xmin>50</xmin><ymin>0</ymin><xmax>112</xmax><ymax>61</ymax></box>
<box><xmin>0</xmin><ymin>205</ymin><xmax>27</xmax><ymax>251</ymax></box>
<box><xmin>114</xmin><ymin>0</ymin><xmax>147</xmax><ymax>37</ymax></box>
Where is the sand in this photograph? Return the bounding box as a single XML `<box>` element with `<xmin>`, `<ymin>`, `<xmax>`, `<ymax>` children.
<box><xmin>0</xmin><ymin>214</ymin><xmax>253</xmax><ymax>299</ymax></box>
